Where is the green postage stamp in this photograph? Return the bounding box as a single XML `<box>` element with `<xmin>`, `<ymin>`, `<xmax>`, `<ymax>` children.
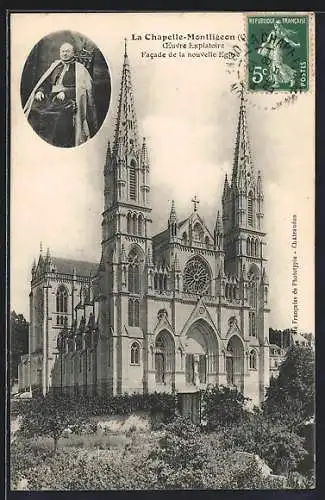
<box><xmin>247</xmin><ymin>14</ymin><xmax>309</xmax><ymax>92</ymax></box>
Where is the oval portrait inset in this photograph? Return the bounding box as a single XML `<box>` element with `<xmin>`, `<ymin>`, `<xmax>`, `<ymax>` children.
<box><xmin>21</xmin><ymin>30</ymin><xmax>111</xmax><ymax>148</ymax></box>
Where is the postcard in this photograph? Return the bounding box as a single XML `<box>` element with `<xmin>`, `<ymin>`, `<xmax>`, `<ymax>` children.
<box><xmin>9</xmin><ymin>12</ymin><xmax>315</xmax><ymax>490</ymax></box>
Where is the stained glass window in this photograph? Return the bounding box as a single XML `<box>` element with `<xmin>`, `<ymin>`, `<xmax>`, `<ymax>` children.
<box><xmin>183</xmin><ymin>257</ymin><xmax>210</xmax><ymax>295</ymax></box>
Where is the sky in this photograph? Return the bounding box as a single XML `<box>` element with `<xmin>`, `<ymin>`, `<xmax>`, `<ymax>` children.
<box><xmin>10</xmin><ymin>12</ymin><xmax>315</xmax><ymax>333</ymax></box>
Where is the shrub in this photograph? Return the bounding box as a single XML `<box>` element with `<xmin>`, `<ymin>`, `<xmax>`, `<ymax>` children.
<box><xmin>218</xmin><ymin>413</ymin><xmax>307</xmax><ymax>475</ymax></box>
<box><xmin>201</xmin><ymin>385</ymin><xmax>250</xmax><ymax>431</ymax></box>
<box><xmin>10</xmin><ymin>439</ymin><xmax>53</xmax><ymax>489</ymax></box>
<box><xmin>287</xmin><ymin>471</ymin><xmax>315</xmax><ymax>489</ymax></box>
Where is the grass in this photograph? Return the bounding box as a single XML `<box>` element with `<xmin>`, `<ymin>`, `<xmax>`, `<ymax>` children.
<box><xmin>26</xmin><ymin>428</ymin><xmax>159</xmax><ymax>454</ymax></box>
<box><xmin>28</xmin><ymin>431</ymin><xmax>129</xmax><ymax>451</ymax></box>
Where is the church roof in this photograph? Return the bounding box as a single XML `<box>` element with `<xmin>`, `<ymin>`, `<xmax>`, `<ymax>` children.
<box><xmin>51</xmin><ymin>257</ymin><xmax>98</xmax><ymax>277</ymax></box>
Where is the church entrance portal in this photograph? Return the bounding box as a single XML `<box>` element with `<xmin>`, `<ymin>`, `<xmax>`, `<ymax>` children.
<box><xmin>184</xmin><ymin>319</ymin><xmax>218</xmax><ymax>388</ymax></box>
<box><xmin>226</xmin><ymin>336</ymin><xmax>244</xmax><ymax>392</ymax></box>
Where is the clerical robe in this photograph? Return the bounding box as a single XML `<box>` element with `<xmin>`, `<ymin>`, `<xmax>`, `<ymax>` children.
<box><xmin>24</xmin><ymin>59</ymin><xmax>98</xmax><ymax>147</ymax></box>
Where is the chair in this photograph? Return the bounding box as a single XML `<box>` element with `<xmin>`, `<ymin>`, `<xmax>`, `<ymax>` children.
<box><xmin>75</xmin><ymin>45</ymin><xmax>95</xmax><ymax>78</ymax></box>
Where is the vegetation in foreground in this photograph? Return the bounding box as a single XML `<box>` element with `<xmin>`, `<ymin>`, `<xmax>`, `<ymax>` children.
<box><xmin>11</xmin><ymin>345</ymin><xmax>315</xmax><ymax>490</ymax></box>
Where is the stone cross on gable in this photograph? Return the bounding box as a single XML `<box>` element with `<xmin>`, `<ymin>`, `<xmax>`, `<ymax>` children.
<box><xmin>191</xmin><ymin>195</ymin><xmax>200</xmax><ymax>212</ymax></box>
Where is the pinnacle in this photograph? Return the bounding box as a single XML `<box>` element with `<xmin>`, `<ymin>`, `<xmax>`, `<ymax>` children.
<box><xmin>257</xmin><ymin>170</ymin><xmax>263</xmax><ymax>195</ymax></box>
<box><xmin>141</xmin><ymin>136</ymin><xmax>149</xmax><ymax>166</ymax></box>
<box><xmin>169</xmin><ymin>200</ymin><xmax>177</xmax><ymax>222</ymax></box>
<box><xmin>222</xmin><ymin>173</ymin><xmax>230</xmax><ymax>197</ymax></box>
<box><xmin>215</xmin><ymin>210</ymin><xmax>223</xmax><ymax>232</ymax></box>
<box><xmin>173</xmin><ymin>253</ymin><xmax>181</xmax><ymax>272</ymax></box>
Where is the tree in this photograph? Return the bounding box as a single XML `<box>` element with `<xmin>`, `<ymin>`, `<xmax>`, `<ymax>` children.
<box><xmin>17</xmin><ymin>393</ymin><xmax>90</xmax><ymax>451</ymax></box>
<box><xmin>10</xmin><ymin>311</ymin><xmax>29</xmax><ymax>384</ymax></box>
<box><xmin>262</xmin><ymin>345</ymin><xmax>315</xmax><ymax>430</ymax></box>
<box><xmin>219</xmin><ymin>413</ymin><xmax>307</xmax><ymax>475</ymax></box>
<box><xmin>201</xmin><ymin>385</ymin><xmax>250</xmax><ymax>431</ymax></box>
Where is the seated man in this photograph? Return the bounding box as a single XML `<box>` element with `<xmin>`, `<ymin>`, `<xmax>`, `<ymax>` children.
<box><xmin>24</xmin><ymin>42</ymin><xmax>98</xmax><ymax>147</ymax></box>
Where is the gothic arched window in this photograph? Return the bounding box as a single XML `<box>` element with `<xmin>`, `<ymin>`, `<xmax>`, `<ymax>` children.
<box><xmin>129</xmin><ymin>161</ymin><xmax>136</xmax><ymax>200</ymax></box>
<box><xmin>138</xmin><ymin>214</ymin><xmax>143</xmax><ymax>236</ymax></box>
<box><xmin>154</xmin><ymin>273</ymin><xmax>158</xmax><ymax>290</ymax></box>
<box><xmin>155</xmin><ymin>331</ymin><xmax>175</xmax><ymax>384</ymax></box>
<box><xmin>56</xmin><ymin>286</ymin><xmax>68</xmax><ymax>313</ymax></box>
<box><xmin>249</xmin><ymin>349</ymin><xmax>257</xmax><ymax>369</ymax></box>
<box><xmin>247</xmin><ymin>237</ymin><xmax>251</xmax><ymax>256</ymax></box>
<box><xmin>127</xmin><ymin>212</ymin><xmax>132</xmax><ymax>234</ymax></box>
<box><xmin>132</xmin><ymin>213</ymin><xmax>137</xmax><ymax>235</ymax></box>
<box><xmin>134</xmin><ymin>299</ymin><xmax>140</xmax><ymax>326</ymax></box>
<box><xmin>159</xmin><ymin>274</ymin><xmax>163</xmax><ymax>292</ymax></box>
<box><xmin>250</xmin><ymin>239</ymin><xmax>254</xmax><ymax>257</ymax></box>
<box><xmin>255</xmin><ymin>239</ymin><xmax>259</xmax><ymax>257</ymax></box>
<box><xmin>182</xmin><ymin>232</ymin><xmax>188</xmax><ymax>245</ymax></box>
<box><xmin>249</xmin><ymin>311</ymin><xmax>256</xmax><ymax>336</ymax></box>
<box><xmin>248</xmin><ymin>191</ymin><xmax>254</xmax><ymax>227</ymax></box>
<box><xmin>249</xmin><ymin>281</ymin><xmax>257</xmax><ymax>309</ymax></box>
<box><xmin>193</xmin><ymin>223</ymin><xmax>203</xmax><ymax>242</ymax></box>
<box><xmin>128</xmin><ymin>249</ymin><xmax>140</xmax><ymax>294</ymax></box>
<box><xmin>131</xmin><ymin>342</ymin><xmax>140</xmax><ymax>365</ymax></box>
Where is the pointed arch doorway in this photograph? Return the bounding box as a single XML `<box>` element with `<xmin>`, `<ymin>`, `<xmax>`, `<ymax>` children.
<box><xmin>184</xmin><ymin>319</ymin><xmax>219</xmax><ymax>388</ymax></box>
<box><xmin>226</xmin><ymin>336</ymin><xmax>244</xmax><ymax>393</ymax></box>
<box><xmin>179</xmin><ymin>319</ymin><xmax>219</xmax><ymax>424</ymax></box>
<box><xmin>154</xmin><ymin>330</ymin><xmax>175</xmax><ymax>389</ymax></box>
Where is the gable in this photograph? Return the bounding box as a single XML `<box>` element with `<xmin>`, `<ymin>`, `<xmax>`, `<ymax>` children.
<box><xmin>179</xmin><ymin>297</ymin><xmax>219</xmax><ymax>338</ymax></box>
<box><xmin>178</xmin><ymin>212</ymin><xmax>214</xmax><ymax>246</ymax></box>
<box><xmin>152</xmin><ymin>311</ymin><xmax>175</xmax><ymax>338</ymax></box>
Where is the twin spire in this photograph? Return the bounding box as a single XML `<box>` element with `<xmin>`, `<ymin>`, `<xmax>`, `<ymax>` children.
<box><xmin>113</xmin><ymin>39</ymin><xmax>139</xmax><ymax>157</ymax></box>
<box><xmin>108</xmin><ymin>45</ymin><xmax>260</xmax><ymax>236</ymax></box>
<box><xmin>231</xmin><ymin>86</ymin><xmax>254</xmax><ymax>190</ymax></box>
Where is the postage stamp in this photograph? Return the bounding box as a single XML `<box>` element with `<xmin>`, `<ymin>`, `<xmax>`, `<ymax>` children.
<box><xmin>247</xmin><ymin>14</ymin><xmax>309</xmax><ymax>92</ymax></box>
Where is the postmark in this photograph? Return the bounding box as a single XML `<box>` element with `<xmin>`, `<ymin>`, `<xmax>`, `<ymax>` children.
<box><xmin>247</xmin><ymin>15</ymin><xmax>309</xmax><ymax>93</ymax></box>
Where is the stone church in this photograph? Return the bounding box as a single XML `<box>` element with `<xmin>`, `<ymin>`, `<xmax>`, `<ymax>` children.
<box><xmin>18</xmin><ymin>44</ymin><xmax>270</xmax><ymax>416</ymax></box>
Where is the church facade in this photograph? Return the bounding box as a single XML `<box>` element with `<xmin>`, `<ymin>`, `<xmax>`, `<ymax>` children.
<box><xmin>18</xmin><ymin>45</ymin><xmax>271</xmax><ymax>412</ymax></box>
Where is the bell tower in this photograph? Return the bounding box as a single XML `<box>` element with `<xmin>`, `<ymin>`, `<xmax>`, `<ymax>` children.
<box><xmin>101</xmin><ymin>40</ymin><xmax>153</xmax><ymax>278</ymax></box>
<box><xmin>98</xmin><ymin>41</ymin><xmax>153</xmax><ymax>394</ymax></box>
<box><xmin>222</xmin><ymin>88</ymin><xmax>266</xmax><ymax>279</ymax></box>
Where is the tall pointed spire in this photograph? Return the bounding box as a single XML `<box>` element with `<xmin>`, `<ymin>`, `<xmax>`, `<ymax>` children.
<box><xmin>232</xmin><ymin>85</ymin><xmax>254</xmax><ymax>189</ymax></box>
<box><xmin>169</xmin><ymin>200</ymin><xmax>177</xmax><ymax>223</ymax></box>
<box><xmin>113</xmin><ymin>39</ymin><xmax>139</xmax><ymax>157</ymax></box>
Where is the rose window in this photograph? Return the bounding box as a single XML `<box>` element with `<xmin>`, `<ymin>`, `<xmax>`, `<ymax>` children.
<box><xmin>183</xmin><ymin>257</ymin><xmax>210</xmax><ymax>294</ymax></box>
